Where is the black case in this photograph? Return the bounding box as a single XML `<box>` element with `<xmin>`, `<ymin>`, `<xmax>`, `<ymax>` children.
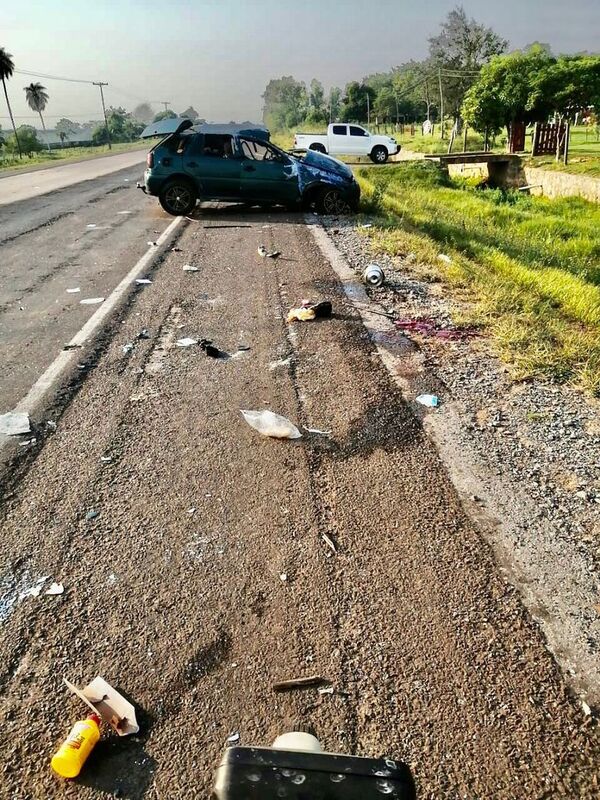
<box><xmin>213</xmin><ymin>746</ymin><xmax>416</xmax><ymax>799</ymax></box>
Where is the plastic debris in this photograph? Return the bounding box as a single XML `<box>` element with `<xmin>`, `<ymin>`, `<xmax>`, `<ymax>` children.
<box><xmin>147</xmin><ymin>241</ymin><xmax>157</xmax><ymax>246</ymax></box>
<box><xmin>360</xmin><ymin>222</ymin><xmax>373</xmax><ymax>228</ymax></box>
<box><xmin>86</xmin><ymin>224</ymin><xmax>97</xmax><ymax>229</ymax></box>
<box><xmin>303</xmin><ymin>426</ymin><xmax>332</xmax><ymax>436</ymax></box>
<box><xmin>0</xmin><ymin>411</ymin><xmax>31</xmax><ymax>436</ymax></box>
<box><xmin>137</xmin><ymin>329</ymin><xmax>150</xmax><ymax>339</ymax></box>
<box><xmin>318</xmin><ymin>686</ymin><xmax>335</xmax><ymax>696</ymax></box>
<box><xmin>80</xmin><ymin>298</ymin><xmax>104</xmax><ymax>305</ymax></box>
<box><xmin>363</xmin><ymin>264</ymin><xmax>385</xmax><ymax>287</ymax></box>
<box><xmin>19</xmin><ymin>438</ymin><xmax>36</xmax><ymax>447</ymax></box>
<box><xmin>21</xmin><ymin>576</ymin><xmax>49</xmax><ymax>599</ymax></box>
<box><xmin>45</xmin><ymin>582</ymin><xmax>64</xmax><ymax>596</ymax></box>
<box><xmin>416</xmin><ymin>394</ymin><xmax>439</xmax><ymax>408</ymax></box>
<box><xmin>100</xmin><ymin>456</ymin><xmax>112</xmax><ymax>463</ymax></box>
<box><xmin>122</xmin><ymin>343</ymin><xmax>134</xmax><ymax>355</ymax></box>
<box><xmin>200</xmin><ymin>339</ymin><xmax>226</xmax><ymax>358</ymax></box>
<box><xmin>438</xmin><ymin>254</ymin><xmax>451</xmax><ymax>263</ymax></box>
<box><xmin>322</xmin><ymin>533</ymin><xmax>337</xmax><ymax>554</ymax></box>
<box><xmin>226</xmin><ymin>732</ymin><xmax>240</xmax><ymax>744</ymax></box>
<box><xmin>66</xmin><ymin>288</ymin><xmax>81</xmax><ymax>294</ymax></box>
<box><xmin>182</xmin><ymin>264</ymin><xmax>200</xmax><ymax>272</ymax></box>
<box><xmin>287</xmin><ymin>300</ymin><xmax>332</xmax><ymax>323</ymax></box>
<box><xmin>187</xmin><ymin>507</ymin><xmax>196</xmax><ymax>515</ymax></box>
<box><xmin>176</xmin><ymin>337</ymin><xmax>198</xmax><ymax>347</ymax></box>
<box><xmin>241</xmin><ymin>409</ymin><xmax>302</xmax><ymax>439</ymax></box>
<box><xmin>258</xmin><ymin>246</ymin><xmax>280</xmax><ymax>258</ymax></box>
<box><xmin>135</xmin><ymin>278</ymin><xmax>152</xmax><ymax>285</ymax></box>
<box><xmin>280</xmin><ymin>573</ymin><xmax>288</xmax><ymax>582</ymax></box>
<box><xmin>85</xmin><ymin>509</ymin><xmax>100</xmax><ymax>521</ymax></box>
<box><xmin>581</xmin><ymin>700</ymin><xmax>592</xmax><ymax>716</ymax></box>
<box><xmin>273</xmin><ymin>675</ymin><xmax>328</xmax><ymax>692</ymax></box>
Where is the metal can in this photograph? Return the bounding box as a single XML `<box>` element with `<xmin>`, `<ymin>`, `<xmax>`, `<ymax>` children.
<box><xmin>362</xmin><ymin>263</ymin><xmax>385</xmax><ymax>287</ymax></box>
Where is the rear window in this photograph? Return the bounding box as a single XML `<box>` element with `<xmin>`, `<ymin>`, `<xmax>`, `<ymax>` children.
<box><xmin>350</xmin><ymin>126</ymin><xmax>366</xmax><ymax>137</ymax></box>
<box><xmin>160</xmin><ymin>133</ymin><xmax>190</xmax><ymax>154</ymax></box>
<box><xmin>332</xmin><ymin>125</ymin><xmax>346</xmax><ymax>135</ymax></box>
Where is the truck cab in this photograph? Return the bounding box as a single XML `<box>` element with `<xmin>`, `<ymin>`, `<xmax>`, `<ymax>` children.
<box><xmin>294</xmin><ymin>123</ymin><xmax>400</xmax><ymax>163</ymax></box>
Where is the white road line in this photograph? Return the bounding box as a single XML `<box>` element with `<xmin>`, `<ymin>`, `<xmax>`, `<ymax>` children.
<box><xmin>1</xmin><ymin>215</ymin><xmax>184</xmax><ymax>451</ymax></box>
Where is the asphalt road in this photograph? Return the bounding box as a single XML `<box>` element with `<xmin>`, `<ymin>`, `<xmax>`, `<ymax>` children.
<box><xmin>0</xmin><ymin>151</ymin><xmax>147</xmax><ymax>206</ymax></box>
<box><xmin>0</xmin><ymin>176</ymin><xmax>598</xmax><ymax>798</ymax></box>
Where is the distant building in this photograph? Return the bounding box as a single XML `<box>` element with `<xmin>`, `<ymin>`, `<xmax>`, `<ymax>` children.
<box><xmin>36</xmin><ymin>126</ymin><xmax>96</xmax><ymax>148</ymax></box>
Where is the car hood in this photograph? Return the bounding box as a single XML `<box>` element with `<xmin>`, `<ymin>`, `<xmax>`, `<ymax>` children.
<box><xmin>301</xmin><ymin>150</ymin><xmax>353</xmax><ymax>181</ymax></box>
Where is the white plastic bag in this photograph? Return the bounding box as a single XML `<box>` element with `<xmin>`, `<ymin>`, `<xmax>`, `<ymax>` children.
<box><xmin>241</xmin><ymin>409</ymin><xmax>302</xmax><ymax>439</ymax></box>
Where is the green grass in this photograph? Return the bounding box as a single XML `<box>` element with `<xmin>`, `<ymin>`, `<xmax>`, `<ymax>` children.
<box><xmin>0</xmin><ymin>140</ymin><xmax>151</xmax><ymax>173</ymax></box>
<box><xmin>356</xmin><ymin>161</ymin><xmax>600</xmax><ymax>394</ymax></box>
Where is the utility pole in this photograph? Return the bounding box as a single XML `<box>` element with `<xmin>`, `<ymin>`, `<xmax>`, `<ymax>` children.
<box><xmin>161</xmin><ymin>101</ymin><xmax>171</xmax><ymax>112</ymax></box>
<box><xmin>438</xmin><ymin>68</ymin><xmax>444</xmax><ymax>139</ymax></box>
<box><xmin>366</xmin><ymin>92</ymin><xmax>370</xmax><ymax>126</ymax></box>
<box><xmin>93</xmin><ymin>81</ymin><xmax>111</xmax><ymax>150</ymax></box>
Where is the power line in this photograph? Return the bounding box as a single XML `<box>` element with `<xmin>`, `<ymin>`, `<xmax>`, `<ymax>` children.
<box><xmin>14</xmin><ymin>68</ymin><xmax>95</xmax><ymax>85</ymax></box>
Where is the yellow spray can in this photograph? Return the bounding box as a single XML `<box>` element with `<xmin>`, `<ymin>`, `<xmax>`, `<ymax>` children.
<box><xmin>51</xmin><ymin>713</ymin><xmax>101</xmax><ymax>778</ymax></box>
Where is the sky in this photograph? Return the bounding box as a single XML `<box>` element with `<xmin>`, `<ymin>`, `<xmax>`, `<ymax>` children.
<box><xmin>1</xmin><ymin>0</ymin><xmax>599</xmax><ymax>129</ymax></box>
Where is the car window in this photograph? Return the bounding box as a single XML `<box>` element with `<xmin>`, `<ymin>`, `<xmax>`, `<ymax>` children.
<box><xmin>332</xmin><ymin>125</ymin><xmax>346</xmax><ymax>135</ymax></box>
<box><xmin>201</xmin><ymin>134</ymin><xmax>234</xmax><ymax>158</ymax></box>
<box><xmin>163</xmin><ymin>133</ymin><xmax>190</xmax><ymax>154</ymax></box>
<box><xmin>240</xmin><ymin>139</ymin><xmax>281</xmax><ymax>162</ymax></box>
<box><xmin>349</xmin><ymin>126</ymin><xmax>367</xmax><ymax>137</ymax></box>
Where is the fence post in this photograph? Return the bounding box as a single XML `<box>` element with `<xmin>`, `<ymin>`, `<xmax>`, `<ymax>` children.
<box><xmin>563</xmin><ymin>121</ymin><xmax>570</xmax><ymax>165</ymax></box>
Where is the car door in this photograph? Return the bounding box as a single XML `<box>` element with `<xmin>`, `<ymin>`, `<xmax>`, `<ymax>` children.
<box><xmin>329</xmin><ymin>124</ymin><xmax>349</xmax><ymax>154</ymax></box>
<box><xmin>238</xmin><ymin>138</ymin><xmax>299</xmax><ymax>206</ymax></box>
<box><xmin>348</xmin><ymin>125</ymin><xmax>371</xmax><ymax>155</ymax></box>
<box><xmin>182</xmin><ymin>134</ymin><xmax>242</xmax><ymax>200</ymax></box>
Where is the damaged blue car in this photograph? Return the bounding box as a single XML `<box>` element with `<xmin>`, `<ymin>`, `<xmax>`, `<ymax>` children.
<box><xmin>140</xmin><ymin>119</ymin><xmax>360</xmax><ymax>217</ymax></box>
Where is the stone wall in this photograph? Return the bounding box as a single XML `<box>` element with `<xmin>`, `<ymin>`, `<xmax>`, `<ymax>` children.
<box><xmin>521</xmin><ymin>167</ymin><xmax>600</xmax><ymax>203</ymax></box>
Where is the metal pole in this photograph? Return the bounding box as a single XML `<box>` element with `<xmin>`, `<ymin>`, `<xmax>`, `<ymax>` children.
<box><xmin>161</xmin><ymin>101</ymin><xmax>171</xmax><ymax>112</ymax></box>
<box><xmin>438</xmin><ymin>68</ymin><xmax>444</xmax><ymax>139</ymax></box>
<box><xmin>366</xmin><ymin>92</ymin><xmax>370</xmax><ymax>126</ymax></box>
<box><xmin>93</xmin><ymin>82</ymin><xmax>111</xmax><ymax>150</ymax></box>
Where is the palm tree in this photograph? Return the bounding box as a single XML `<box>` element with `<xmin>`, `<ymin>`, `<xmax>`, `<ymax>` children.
<box><xmin>0</xmin><ymin>47</ymin><xmax>21</xmax><ymax>158</ymax></box>
<box><xmin>24</xmin><ymin>82</ymin><xmax>51</xmax><ymax>151</ymax></box>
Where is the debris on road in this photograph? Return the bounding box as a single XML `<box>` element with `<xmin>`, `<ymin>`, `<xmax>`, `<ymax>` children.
<box><xmin>241</xmin><ymin>409</ymin><xmax>302</xmax><ymax>439</ymax></box>
<box><xmin>273</xmin><ymin>675</ymin><xmax>329</xmax><ymax>692</ymax></box>
<box><xmin>80</xmin><ymin>297</ymin><xmax>104</xmax><ymax>305</ymax></box>
<box><xmin>182</xmin><ymin>264</ymin><xmax>200</xmax><ymax>272</ymax></box>
<box><xmin>19</xmin><ymin>438</ymin><xmax>36</xmax><ymax>447</ymax></box>
<box><xmin>85</xmin><ymin>509</ymin><xmax>100</xmax><ymax>521</ymax></box>
<box><xmin>303</xmin><ymin>426</ymin><xmax>332</xmax><ymax>436</ymax></box>
<box><xmin>45</xmin><ymin>582</ymin><xmax>64</xmax><ymax>596</ymax></box>
<box><xmin>0</xmin><ymin>411</ymin><xmax>31</xmax><ymax>436</ymax></box>
<box><xmin>176</xmin><ymin>337</ymin><xmax>198</xmax><ymax>348</ymax></box>
<box><xmin>363</xmin><ymin>264</ymin><xmax>385</xmax><ymax>287</ymax></box>
<box><xmin>147</xmin><ymin>241</ymin><xmax>158</xmax><ymax>246</ymax></box>
<box><xmin>394</xmin><ymin>317</ymin><xmax>480</xmax><ymax>341</ymax></box>
<box><xmin>287</xmin><ymin>300</ymin><xmax>332</xmax><ymax>323</ymax></box>
<box><xmin>322</xmin><ymin>533</ymin><xmax>338</xmax><ymax>554</ymax></box>
<box><xmin>204</xmin><ymin>224</ymin><xmax>252</xmax><ymax>229</ymax></box>
<box><xmin>86</xmin><ymin>224</ymin><xmax>97</xmax><ymax>229</ymax></box>
<box><xmin>51</xmin><ymin>713</ymin><xmax>101</xmax><ymax>778</ymax></box>
<box><xmin>100</xmin><ymin>456</ymin><xmax>112</xmax><ymax>463</ymax></box>
<box><xmin>226</xmin><ymin>732</ymin><xmax>240</xmax><ymax>744</ymax></box>
<box><xmin>318</xmin><ymin>686</ymin><xmax>335</xmax><ymax>695</ymax></box>
<box><xmin>360</xmin><ymin>222</ymin><xmax>373</xmax><ymax>228</ymax></box>
<box><xmin>416</xmin><ymin>394</ymin><xmax>440</xmax><ymax>408</ymax></box>
<box><xmin>258</xmin><ymin>246</ymin><xmax>280</xmax><ymax>258</ymax></box>
<box><xmin>63</xmin><ymin>343</ymin><xmax>82</xmax><ymax>351</ymax></box>
<box><xmin>66</xmin><ymin>288</ymin><xmax>81</xmax><ymax>294</ymax></box>
<box><xmin>63</xmin><ymin>676</ymin><xmax>139</xmax><ymax>736</ymax></box>
<box><xmin>137</xmin><ymin>329</ymin><xmax>150</xmax><ymax>340</ymax></box>
<box><xmin>200</xmin><ymin>339</ymin><xmax>226</xmax><ymax>359</ymax></box>
<box><xmin>135</xmin><ymin>278</ymin><xmax>152</xmax><ymax>285</ymax></box>
<box><xmin>122</xmin><ymin>343</ymin><xmax>134</xmax><ymax>355</ymax></box>
<box><xmin>280</xmin><ymin>573</ymin><xmax>288</xmax><ymax>582</ymax></box>
<box><xmin>20</xmin><ymin>576</ymin><xmax>49</xmax><ymax>599</ymax></box>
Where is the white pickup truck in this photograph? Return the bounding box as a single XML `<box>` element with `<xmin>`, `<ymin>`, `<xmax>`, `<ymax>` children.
<box><xmin>294</xmin><ymin>123</ymin><xmax>400</xmax><ymax>163</ymax></box>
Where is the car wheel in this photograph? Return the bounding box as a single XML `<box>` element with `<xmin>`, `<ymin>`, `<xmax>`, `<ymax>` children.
<box><xmin>309</xmin><ymin>143</ymin><xmax>327</xmax><ymax>154</ymax></box>
<box><xmin>316</xmin><ymin>187</ymin><xmax>353</xmax><ymax>215</ymax></box>
<box><xmin>159</xmin><ymin>181</ymin><xmax>197</xmax><ymax>216</ymax></box>
<box><xmin>370</xmin><ymin>146</ymin><xmax>388</xmax><ymax>164</ymax></box>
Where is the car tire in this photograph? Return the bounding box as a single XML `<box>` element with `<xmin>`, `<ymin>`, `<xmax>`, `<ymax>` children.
<box><xmin>159</xmin><ymin>180</ymin><xmax>197</xmax><ymax>216</ymax></box>
<box><xmin>315</xmin><ymin>186</ymin><xmax>353</xmax><ymax>215</ymax></box>
<box><xmin>370</xmin><ymin>145</ymin><xmax>388</xmax><ymax>164</ymax></box>
<box><xmin>309</xmin><ymin>143</ymin><xmax>327</xmax><ymax>154</ymax></box>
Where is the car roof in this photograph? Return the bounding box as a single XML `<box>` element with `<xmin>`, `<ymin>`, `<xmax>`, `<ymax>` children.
<box><xmin>140</xmin><ymin>118</ymin><xmax>270</xmax><ymax>141</ymax></box>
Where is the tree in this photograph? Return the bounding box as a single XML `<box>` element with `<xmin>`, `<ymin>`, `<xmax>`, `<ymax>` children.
<box><xmin>58</xmin><ymin>131</ymin><xmax>68</xmax><ymax>147</ymax></box>
<box><xmin>428</xmin><ymin>5</ymin><xmax>508</xmax><ymax>123</ymax></box>
<box><xmin>5</xmin><ymin>124</ymin><xmax>42</xmax><ymax>156</ymax></box>
<box><xmin>133</xmin><ymin>103</ymin><xmax>154</xmax><ymax>123</ymax></box>
<box><xmin>24</xmin><ymin>82</ymin><xmax>50</xmax><ymax>150</ymax></box>
<box><xmin>55</xmin><ymin>118</ymin><xmax>79</xmax><ymax>136</ymax></box>
<box><xmin>262</xmin><ymin>76</ymin><xmax>308</xmax><ymax>130</ymax></box>
<box><xmin>341</xmin><ymin>82</ymin><xmax>376</xmax><ymax>123</ymax></box>
<box><xmin>0</xmin><ymin>47</ymin><xmax>21</xmax><ymax>157</ymax></box>
<box><xmin>180</xmin><ymin>106</ymin><xmax>199</xmax><ymax>121</ymax></box>
<box><xmin>462</xmin><ymin>49</ymin><xmax>600</xmax><ymax>136</ymax></box>
<box><xmin>307</xmin><ymin>79</ymin><xmax>326</xmax><ymax>123</ymax></box>
<box><xmin>152</xmin><ymin>109</ymin><xmax>177</xmax><ymax>122</ymax></box>
<box><xmin>328</xmin><ymin>86</ymin><xmax>342</xmax><ymax>122</ymax></box>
